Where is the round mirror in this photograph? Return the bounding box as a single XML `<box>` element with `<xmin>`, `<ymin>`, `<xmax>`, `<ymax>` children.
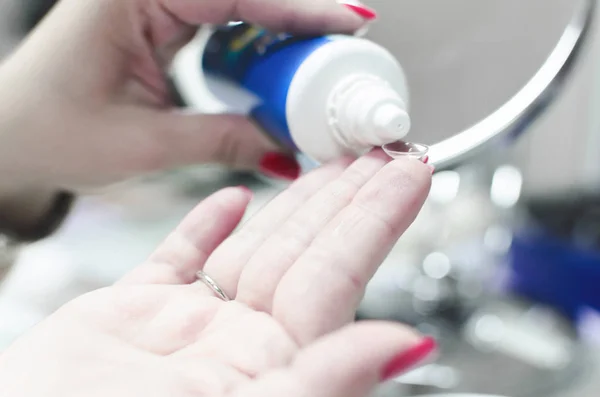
<box><xmin>361</xmin><ymin>0</ymin><xmax>594</xmax><ymax>168</ymax></box>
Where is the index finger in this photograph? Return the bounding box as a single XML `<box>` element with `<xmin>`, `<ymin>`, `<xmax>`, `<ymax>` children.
<box><xmin>273</xmin><ymin>158</ymin><xmax>432</xmax><ymax>344</ymax></box>
<box><xmin>163</xmin><ymin>0</ymin><xmax>367</xmax><ymax>34</ymax></box>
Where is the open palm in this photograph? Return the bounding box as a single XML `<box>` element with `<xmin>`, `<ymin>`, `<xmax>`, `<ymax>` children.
<box><xmin>0</xmin><ymin>152</ymin><xmax>432</xmax><ymax>397</ymax></box>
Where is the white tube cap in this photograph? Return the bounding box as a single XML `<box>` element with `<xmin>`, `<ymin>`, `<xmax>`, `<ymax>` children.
<box><xmin>369</xmin><ymin>101</ymin><xmax>411</xmax><ymax>142</ymax></box>
<box><xmin>329</xmin><ymin>75</ymin><xmax>411</xmax><ymax>149</ymax></box>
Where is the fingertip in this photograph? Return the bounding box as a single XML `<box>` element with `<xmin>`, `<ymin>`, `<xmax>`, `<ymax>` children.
<box><xmin>349</xmin><ymin>320</ymin><xmax>425</xmax><ymax>348</ymax></box>
<box><xmin>342</xmin><ymin>3</ymin><xmax>377</xmax><ymax>21</ymax></box>
<box><xmin>272</xmin><ymin>0</ymin><xmax>367</xmax><ymax>35</ymax></box>
<box><xmin>235</xmin><ymin>185</ymin><xmax>254</xmax><ymax>199</ymax></box>
<box><xmin>290</xmin><ymin>322</ymin><xmax>431</xmax><ymax>397</ymax></box>
<box><xmin>329</xmin><ymin>322</ymin><xmax>436</xmax><ymax>382</ymax></box>
<box><xmin>259</xmin><ymin>152</ymin><xmax>301</xmax><ymax>181</ymax></box>
<box><xmin>186</xmin><ymin>186</ymin><xmax>253</xmax><ymax>224</ymax></box>
<box><xmin>388</xmin><ymin>157</ymin><xmax>433</xmax><ymax>190</ymax></box>
<box><xmin>326</xmin><ymin>4</ymin><xmax>368</xmax><ymax>34</ymax></box>
<box><xmin>334</xmin><ymin>12</ymin><xmax>367</xmax><ymax>34</ymax></box>
<box><xmin>216</xmin><ymin>185</ymin><xmax>255</xmax><ymax>207</ymax></box>
<box><xmin>380</xmin><ymin>336</ymin><xmax>437</xmax><ymax>381</ymax></box>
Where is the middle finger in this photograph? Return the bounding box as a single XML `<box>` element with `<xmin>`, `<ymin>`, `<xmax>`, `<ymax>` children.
<box><xmin>202</xmin><ymin>156</ymin><xmax>354</xmax><ymax>297</ymax></box>
<box><xmin>235</xmin><ymin>150</ymin><xmax>391</xmax><ymax>312</ymax></box>
<box><xmin>274</xmin><ymin>158</ymin><xmax>431</xmax><ymax>344</ymax></box>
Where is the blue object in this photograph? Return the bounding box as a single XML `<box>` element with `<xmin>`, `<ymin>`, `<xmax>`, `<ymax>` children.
<box><xmin>202</xmin><ymin>23</ymin><xmax>332</xmax><ymax>150</ymax></box>
<box><xmin>509</xmin><ymin>225</ymin><xmax>600</xmax><ymax>322</ymax></box>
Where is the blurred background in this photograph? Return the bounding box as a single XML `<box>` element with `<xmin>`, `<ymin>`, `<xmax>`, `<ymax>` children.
<box><xmin>2</xmin><ymin>1</ymin><xmax>600</xmax><ymax>397</ymax></box>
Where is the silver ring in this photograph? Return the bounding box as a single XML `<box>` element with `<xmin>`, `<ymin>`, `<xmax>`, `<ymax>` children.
<box><xmin>195</xmin><ymin>270</ymin><xmax>231</xmax><ymax>301</ymax></box>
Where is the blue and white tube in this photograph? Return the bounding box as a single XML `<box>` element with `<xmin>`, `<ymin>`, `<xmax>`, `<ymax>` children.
<box><xmin>171</xmin><ymin>22</ymin><xmax>411</xmax><ymax>164</ymax></box>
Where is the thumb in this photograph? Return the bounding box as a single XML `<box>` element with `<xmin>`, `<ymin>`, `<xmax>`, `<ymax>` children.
<box><xmin>138</xmin><ymin>110</ymin><xmax>301</xmax><ymax>177</ymax></box>
<box><xmin>231</xmin><ymin>322</ymin><xmax>437</xmax><ymax>397</ymax></box>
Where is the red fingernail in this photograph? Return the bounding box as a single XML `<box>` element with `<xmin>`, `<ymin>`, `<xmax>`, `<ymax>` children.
<box><xmin>422</xmin><ymin>155</ymin><xmax>430</xmax><ymax>164</ymax></box>
<box><xmin>381</xmin><ymin>337</ymin><xmax>437</xmax><ymax>381</ymax></box>
<box><xmin>259</xmin><ymin>152</ymin><xmax>301</xmax><ymax>181</ymax></box>
<box><xmin>427</xmin><ymin>164</ymin><xmax>435</xmax><ymax>175</ymax></box>
<box><xmin>344</xmin><ymin>3</ymin><xmax>378</xmax><ymax>20</ymax></box>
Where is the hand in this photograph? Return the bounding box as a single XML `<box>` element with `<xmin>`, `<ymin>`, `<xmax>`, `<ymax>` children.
<box><xmin>0</xmin><ymin>0</ymin><xmax>370</xmax><ymax>192</ymax></box>
<box><xmin>0</xmin><ymin>152</ymin><xmax>433</xmax><ymax>397</ymax></box>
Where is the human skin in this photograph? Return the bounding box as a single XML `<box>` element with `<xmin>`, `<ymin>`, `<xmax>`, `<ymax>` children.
<box><xmin>0</xmin><ymin>149</ymin><xmax>433</xmax><ymax>397</ymax></box>
<box><xmin>0</xmin><ymin>0</ymin><xmax>369</xmax><ymax>232</ymax></box>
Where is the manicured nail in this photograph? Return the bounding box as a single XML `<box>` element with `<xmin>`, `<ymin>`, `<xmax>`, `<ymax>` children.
<box><xmin>259</xmin><ymin>152</ymin><xmax>301</xmax><ymax>181</ymax></box>
<box><xmin>381</xmin><ymin>337</ymin><xmax>437</xmax><ymax>381</ymax></box>
<box><xmin>344</xmin><ymin>3</ymin><xmax>377</xmax><ymax>20</ymax></box>
<box><xmin>427</xmin><ymin>164</ymin><xmax>435</xmax><ymax>174</ymax></box>
<box><xmin>422</xmin><ymin>155</ymin><xmax>430</xmax><ymax>164</ymax></box>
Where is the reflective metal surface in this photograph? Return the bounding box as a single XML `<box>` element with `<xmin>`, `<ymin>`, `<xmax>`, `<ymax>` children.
<box><xmin>424</xmin><ymin>0</ymin><xmax>596</xmax><ymax>170</ymax></box>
